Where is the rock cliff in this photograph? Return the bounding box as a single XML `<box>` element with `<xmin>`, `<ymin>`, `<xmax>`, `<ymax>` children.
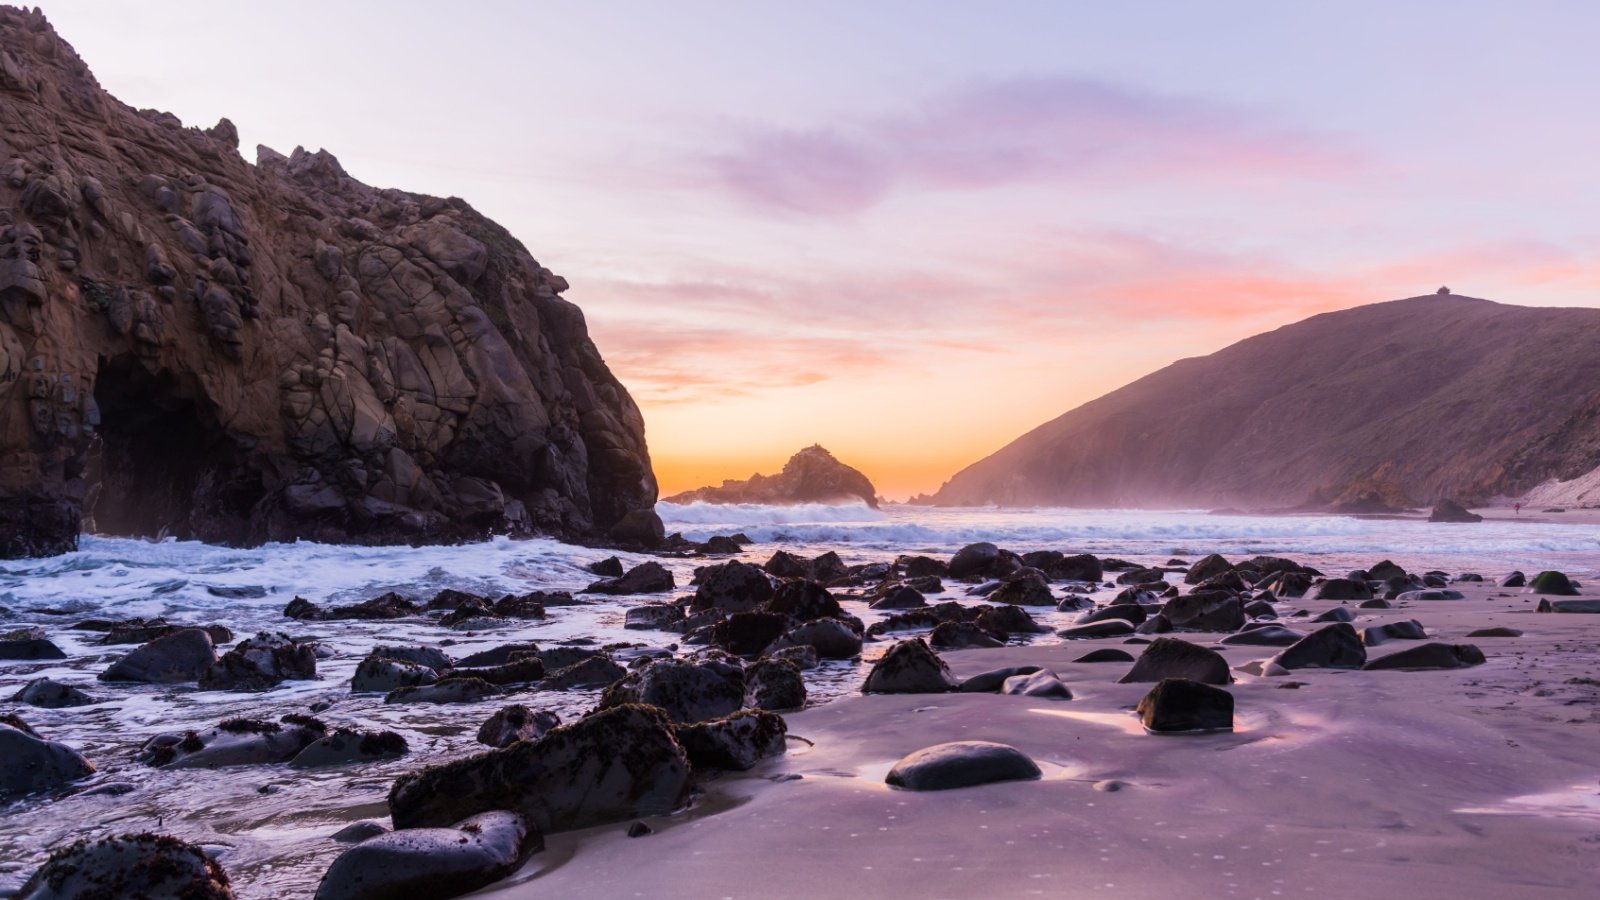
<box><xmin>931</xmin><ymin>294</ymin><xmax>1600</xmax><ymax>510</ymax></box>
<box><xmin>0</xmin><ymin>8</ymin><xmax>658</xmax><ymax>557</ymax></box>
<box><xmin>665</xmin><ymin>445</ymin><xmax>878</xmax><ymax>508</ymax></box>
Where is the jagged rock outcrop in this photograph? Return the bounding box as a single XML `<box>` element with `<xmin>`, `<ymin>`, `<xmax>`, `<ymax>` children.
<box><xmin>930</xmin><ymin>294</ymin><xmax>1600</xmax><ymax>510</ymax></box>
<box><xmin>0</xmin><ymin>8</ymin><xmax>657</xmax><ymax>558</ymax></box>
<box><xmin>664</xmin><ymin>445</ymin><xmax>877</xmax><ymax>508</ymax></box>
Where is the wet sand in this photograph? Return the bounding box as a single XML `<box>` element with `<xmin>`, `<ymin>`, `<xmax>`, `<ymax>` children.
<box><xmin>484</xmin><ymin>582</ymin><xmax>1600</xmax><ymax>899</ymax></box>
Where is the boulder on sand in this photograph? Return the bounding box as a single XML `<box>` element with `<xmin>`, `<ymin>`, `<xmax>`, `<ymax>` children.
<box><xmin>744</xmin><ymin>658</ymin><xmax>806</xmax><ymax>711</ymax></box>
<box><xmin>16</xmin><ymin>833</ymin><xmax>233</xmax><ymax>899</ymax></box>
<box><xmin>313</xmin><ymin>810</ymin><xmax>536</xmax><ymax>900</ymax></box>
<box><xmin>1363</xmin><ymin>643</ymin><xmax>1486</xmax><ymax>671</ymax></box>
<box><xmin>1118</xmin><ymin>638</ymin><xmax>1231</xmax><ymax>685</ymax></box>
<box><xmin>674</xmin><ymin>709</ymin><xmax>788</xmax><ymax>770</ymax></box>
<box><xmin>861</xmin><ymin>638</ymin><xmax>959</xmax><ymax>694</ymax></box>
<box><xmin>1314</xmin><ymin>579</ymin><xmax>1373</xmax><ymax>601</ymax></box>
<box><xmin>1428</xmin><ymin>499</ymin><xmax>1483</xmax><ymax>522</ymax></box>
<box><xmin>477</xmin><ymin>705</ymin><xmax>562</xmax><ymax>749</ymax></box>
<box><xmin>388</xmin><ymin>704</ymin><xmax>692</xmax><ymax>832</ymax></box>
<box><xmin>1529</xmin><ymin>571</ymin><xmax>1579</xmax><ymax>595</ymax></box>
<box><xmin>886</xmin><ymin>741</ymin><xmax>1041</xmax><ymax>791</ymax></box>
<box><xmin>600</xmin><ymin>657</ymin><xmax>744</xmax><ymax>723</ymax></box>
<box><xmin>1270</xmin><ymin>623</ymin><xmax>1366</xmax><ymax>670</ymax></box>
<box><xmin>1136</xmin><ymin>678</ymin><xmax>1234</xmax><ymax>733</ymax></box>
<box><xmin>1362</xmin><ymin>620</ymin><xmax>1427</xmax><ymax>646</ymax></box>
<box><xmin>1000</xmin><ymin>669</ymin><xmax>1072</xmax><ymax>700</ymax></box>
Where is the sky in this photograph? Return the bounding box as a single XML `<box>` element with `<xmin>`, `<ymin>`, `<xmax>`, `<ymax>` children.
<box><xmin>39</xmin><ymin>1</ymin><xmax>1600</xmax><ymax>499</ymax></box>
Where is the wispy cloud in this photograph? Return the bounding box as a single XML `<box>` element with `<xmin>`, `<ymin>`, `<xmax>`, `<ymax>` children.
<box><xmin>700</xmin><ymin>76</ymin><xmax>1362</xmax><ymax>215</ymax></box>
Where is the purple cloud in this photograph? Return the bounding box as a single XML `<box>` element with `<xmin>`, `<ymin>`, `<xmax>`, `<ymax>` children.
<box><xmin>702</xmin><ymin>76</ymin><xmax>1360</xmax><ymax>215</ymax></box>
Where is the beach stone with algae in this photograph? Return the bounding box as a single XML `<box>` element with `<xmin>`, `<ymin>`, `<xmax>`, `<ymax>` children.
<box><xmin>16</xmin><ymin>833</ymin><xmax>233</xmax><ymax>900</ymax></box>
<box><xmin>1136</xmin><ymin>678</ymin><xmax>1234</xmax><ymax>733</ymax></box>
<box><xmin>861</xmin><ymin>638</ymin><xmax>958</xmax><ymax>693</ymax></box>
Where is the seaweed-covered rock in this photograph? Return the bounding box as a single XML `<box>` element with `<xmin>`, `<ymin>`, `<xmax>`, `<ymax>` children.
<box><xmin>988</xmin><ymin>570</ymin><xmax>1054</xmax><ymax>606</ymax></box>
<box><xmin>384</xmin><ymin>677</ymin><xmax>503</xmax><ymax>705</ymax></box>
<box><xmin>764</xmin><ymin>617</ymin><xmax>862</xmax><ymax>660</ymax></box>
<box><xmin>200</xmin><ymin>631</ymin><xmax>317</xmax><ymax>690</ymax></box>
<box><xmin>477</xmin><ymin>705</ymin><xmax>562</xmax><ymax>749</ymax></box>
<box><xmin>1</xmin><ymin>717</ymin><xmax>95</xmax><ymax>798</ymax></box>
<box><xmin>1159</xmin><ymin>591</ymin><xmax>1244</xmax><ymax>631</ymax></box>
<box><xmin>352</xmin><ymin>655</ymin><xmax>439</xmax><ymax>692</ymax></box>
<box><xmin>313</xmin><ymin>810</ymin><xmax>536</xmax><ymax>900</ymax></box>
<box><xmin>744</xmin><ymin>658</ymin><xmax>806</xmax><ymax>711</ymax></box>
<box><xmin>10</xmin><ymin>677</ymin><xmax>94</xmax><ymax>708</ymax></box>
<box><xmin>1314</xmin><ymin>578</ymin><xmax>1373</xmax><ymax>601</ymax></box>
<box><xmin>1136</xmin><ymin>678</ymin><xmax>1234</xmax><ymax>733</ymax></box>
<box><xmin>974</xmin><ymin>604</ymin><xmax>1046</xmax><ymax>635</ymax></box>
<box><xmin>444</xmin><ymin>657</ymin><xmax>546</xmax><ymax>686</ymax></box>
<box><xmin>16</xmin><ymin>833</ymin><xmax>233</xmax><ymax>899</ymax></box>
<box><xmin>0</xmin><ymin>626</ymin><xmax>65</xmax><ymax>660</ymax></box>
<box><xmin>1119</xmin><ymin>638</ymin><xmax>1230</xmax><ymax>685</ymax></box>
<box><xmin>765</xmin><ymin>580</ymin><xmax>843</xmax><ymax>621</ymax></box>
<box><xmin>691</xmin><ymin>561</ymin><xmax>774</xmax><ymax>612</ymax></box>
<box><xmin>599</xmin><ymin>658</ymin><xmax>743</xmax><ymax>723</ymax></box>
<box><xmin>869</xmin><ymin>584</ymin><xmax>928</xmax><ymax>610</ymax></box>
<box><xmin>625</xmin><ymin>603</ymin><xmax>686</xmax><ymax>631</ymax></box>
<box><xmin>1184</xmin><ymin>554</ymin><xmax>1234</xmax><ymax>585</ymax></box>
<box><xmin>388</xmin><ymin>704</ymin><xmax>691</xmax><ymax>832</ymax></box>
<box><xmin>289</xmin><ymin>728</ymin><xmax>408</xmax><ymax>769</ymax></box>
<box><xmin>929</xmin><ymin>620</ymin><xmax>1005</xmax><ymax>650</ymax></box>
<box><xmin>371</xmin><ymin>645</ymin><xmax>454</xmax><ymax>670</ymax></box>
<box><xmin>712</xmin><ymin>611</ymin><xmax>791</xmax><ymax>657</ymax></box>
<box><xmin>99</xmin><ymin>628</ymin><xmax>216</xmax><ymax>683</ymax></box>
<box><xmin>886</xmin><ymin>741</ymin><xmax>1040</xmax><ymax>791</ymax></box>
<box><xmin>1529</xmin><ymin>571</ymin><xmax>1580</xmax><ymax>596</ymax></box>
<box><xmin>542</xmin><ymin>655</ymin><xmax>627</xmax><ymax>690</ymax></box>
<box><xmin>861</xmin><ymin>638</ymin><xmax>958</xmax><ymax>694</ymax></box>
<box><xmin>137</xmin><ymin>716</ymin><xmax>325</xmax><ymax>769</ymax></box>
<box><xmin>674</xmin><ymin>709</ymin><xmax>788</xmax><ymax>770</ymax></box>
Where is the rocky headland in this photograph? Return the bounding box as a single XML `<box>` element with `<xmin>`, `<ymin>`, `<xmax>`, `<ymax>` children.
<box><xmin>0</xmin><ymin>7</ymin><xmax>659</xmax><ymax>559</ymax></box>
<box><xmin>664</xmin><ymin>445</ymin><xmax>879</xmax><ymax>508</ymax></box>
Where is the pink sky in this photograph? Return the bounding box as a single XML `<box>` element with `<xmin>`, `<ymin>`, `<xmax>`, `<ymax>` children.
<box><xmin>42</xmin><ymin>0</ymin><xmax>1600</xmax><ymax>498</ymax></box>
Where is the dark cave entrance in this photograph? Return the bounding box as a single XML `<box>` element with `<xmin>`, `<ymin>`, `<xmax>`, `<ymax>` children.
<box><xmin>87</xmin><ymin>356</ymin><xmax>254</xmax><ymax>541</ymax></box>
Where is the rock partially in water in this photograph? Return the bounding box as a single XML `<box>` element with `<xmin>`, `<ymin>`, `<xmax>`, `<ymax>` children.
<box><xmin>1136</xmin><ymin>678</ymin><xmax>1234</xmax><ymax>733</ymax></box>
<box><xmin>1314</xmin><ymin>578</ymin><xmax>1373</xmax><ymax>601</ymax></box>
<box><xmin>389</xmin><ymin>704</ymin><xmax>691</xmax><ymax>832</ymax></box>
<box><xmin>0</xmin><ymin>626</ymin><xmax>66</xmax><ymax>660</ymax></box>
<box><xmin>290</xmin><ymin>728</ymin><xmax>409</xmax><ymax>768</ymax></box>
<box><xmin>384</xmin><ymin>677</ymin><xmax>503</xmax><ymax>705</ymax></box>
<box><xmin>988</xmin><ymin>569</ymin><xmax>1054</xmax><ymax>606</ymax></box>
<box><xmin>674</xmin><ymin>709</ymin><xmax>788</xmax><ymax>770</ymax></box>
<box><xmin>1119</xmin><ymin>638</ymin><xmax>1230</xmax><ymax>685</ymax></box>
<box><xmin>958</xmin><ymin>665</ymin><xmax>1043</xmax><ymax>693</ymax></box>
<box><xmin>352</xmin><ymin>655</ymin><xmax>439</xmax><ymax>692</ymax></box>
<box><xmin>600</xmin><ymin>657</ymin><xmax>744</xmax><ymax>723</ymax></box>
<box><xmin>1159</xmin><ymin>590</ymin><xmax>1245</xmax><ymax>632</ymax></box>
<box><xmin>582</xmin><ymin>561</ymin><xmax>675</xmax><ymax>595</ymax></box>
<box><xmin>371</xmin><ymin>645</ymin><xmax>455</xmax><ymax>670</ymax></box>
<box><xmin>1056</xmin><ymin>619</ymin><xmax>1136</xmax><ymax>640</ymax></box>
<box><xmin>1184</xmin><ymin>554</ymin><xmax>1234</xmax><ymax>585</ymax></box>
<box><xmin>885</xmin><ymin>741</ymin><xmax>1041</xmax><ymax>791</ymax></box>
<box><xmin>691</xmin><ymin>561</ymin><xmax>775</xmax><ymax>612</ymax></box>
<box><xmin>137</xmin><ymin>716</ymin><xmax>325</xmax><ymax>769</ymax></box>
<box><xmin>744</xmin><ymin>658</ymin><xmax>806</xmax><ymax>711</ymax></box>
<box><xmin>1270</xmin><ymin>622</ymin><xmax>1367</xmax><ymax>670</ymax></box>
<box><xmin>929</xmin><ymin>620</ymin><xmax>1006</xmax><ymax>650</ymax></box>
<box><xmin>10</xmin><ymin>677</ymin><xmax>94</xmax><ymax>708</ymax></box>
<box><xmin>542</xmin><ymin>655</ymin><xmax>627</xmax><ymax>690</ymax></box>
<box><xmin>765</xmin><ymin>617</ymin><xmax>863</xmax><ymax>660</ymax></box>
<box><xmin>1072</xmin><ymin>648</ymin><xmax>1135</xmax><ymax>663</ymax></box>
<box><xmin>99</xmin><ymin>628</ymin><xmax>216</xmax><ymax>683</ymax></box>
<box><xmin>1219</xmin><ymin>625</ymin><xmax>1304</xmax><ymax>647</ymax></box>
<box><xmin>1363</xmin><ymin>642</ymin><xmax>1486</xmax><ymax>671</ymax></box>
<box><xmin>477</xmin><ymin>704</ymin><xmax>562</xmax><ymax>748</ymax></box>
<box><xmin>331</xmin><ymin>821</ymin><xmax>391</xmax><ymax>844</ymax></box>
<box><xmin>868</xmin><ymin>584</ymin><xmax>927</xmax><ymax>610</ymax></box>
<box><xmin>199</xmin><ymin>631</ymin><xmax>318</xmax><ymax>690</ymax></box>
<box><xmin>625</xmin><ymin>603</ymin><xmax>685</xmax><ymax>630</ymax></box>
<box><xmin>1</xmin><ymin>715</ymin><xmax>95</xmax><ymax>799</ymax></box>
<box><xmin>1311</xmin><ymin>606</ymin><xmax>1355</xmax><ymax>623</ymax></box>
<box><xmin>16</xmin><ymin>833</ymin><xmax>233</xmax><ymax>899</ymax></box>
<box><xmin>861</xmin><ymin>638</ymin><xmax>958</xmax><ymax>694</ymax></box>
<box><xmin>314</xmin><ymin>810</ymin><xmax>537</xmax><ymax>900</ymax></box>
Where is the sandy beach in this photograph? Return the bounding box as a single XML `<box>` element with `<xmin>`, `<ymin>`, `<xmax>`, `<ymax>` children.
<box><xmin>484</xmin><ymin>581</ymin><xmax>1600</xmax><ymax>900</ymax></box>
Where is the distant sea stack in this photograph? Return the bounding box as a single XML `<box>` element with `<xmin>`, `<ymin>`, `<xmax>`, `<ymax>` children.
<box><xmin>931</xmin><ymin>294</ymin><xmax>1600</xmax><ymax>510</ymax></box>
<box><xmin>0</xmin><ymin>8</ymin><xmax>659</xmax><ymax>558</ymax></box>
<box><xmin>665</xmin><ymin>446</ymin><xmax>879</xmax><ymax>508</ymax></box>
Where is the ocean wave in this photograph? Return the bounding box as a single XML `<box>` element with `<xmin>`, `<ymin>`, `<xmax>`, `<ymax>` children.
<box><xmin>656</xmin><ymin>500</ymin><xmax>885</xmax><ymax>527</ymax></box>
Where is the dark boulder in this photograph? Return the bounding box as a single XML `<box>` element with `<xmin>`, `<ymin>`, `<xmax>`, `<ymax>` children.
<box><xmin>600</xmin><ymin>658</ymin><xmax>744</xmax><ymax>723</ymax></box>
<box><xmin>1270</xmin><ymin>623</ymin><xmax>1366</xmax><ymax>670</ymax></box>
<box><xmin>477</xmin><ymin>705</ymin><xmax>562</xmax><ymax>748</ymax></box>
<box><xmin>1116</xmin><ymin>567</ymin><xmax>1167</xmax><ymax>586</ymax></box>
<box><xmin>385</xmin><ymin>677</ymin><xmax>504</xmax><ymax>705</ymax></box>
<box><xmin>1499</xmin><ymin>571</ymin><xmax>1526</xmax><ymax>588</ymax></box>
<box><xmin>1428</xmin><ymin>500</ymin><xmax>1483</xmax><ymax>523</ymax></box>
<box><xmin>199</xmin><ymin>631</ymin><xmax>318</xmax><ymax>691</ymax></box>
<box><xmin>1219</xmin><ymin>625</ymin><xmax>1304</xmax><ymax>647</ymax></box>
<box><xmin>958</xmin><ymin>665</ymin><xmax>1043</xmax><ymax>693</ymax></box>
<box><xmin>765</xmin><ymin>580</ymin><xmax>842</xmax><ymax>621</ymax></box>
<box><xmin>625</xmin><ymin>604</ymin><xmax>685</xmax><ymax>630</ymax></box>
<box><xmin>352</xmin><ymin>655</ymin><xmax>439</xmax><ymax>693</ymax></box>
<box><xmin>371</xmin><ymin>645</ymin><xmax>455</xmax><ymax>670</ymax></box>
<box><xmin>974</xmin><ymin>604</ymin><xmax>1046</xmax><ymax>635</ymax></box>
<box><xmin>17</xmin><ymin>834</ymin><xmax>233</xmax><ymax>899</ymax></box>
<box><xmin>388</xmin><ymin>704</ymin><xmax>692</xmax><ymax>832</ymax></box>
<box><xmin>949</xmin><ymin>542</ymin><xmax>1003</xmax><ymax>578</ymax></box>
<box><xmin>744</xmin><ymin>658</ymin><xmax>806</xmax><ymax>711</ymax></box>
<box><xmin>885</xmin><ymin>741</ymin><xmax>1040</xmax><ymax>791</ymax></box>
<box><xmin>861</xmin><ymin>638</ymin><xmax>958</xmax><ymax>694</ymax></box>
<box><xmin>583</xmin><ymin>561</ymin><xmax>675</xmax><ymax>595</ymax></box>
<box><xmin>99</xmin><ymin>628</ymin><xmax>216</xmax><ymax>683</ymax></box>
<box><xmin>989</xmin><ymin>570</ymin><xmax>1055</xmax><ymax>606</ymax></box>
<box><xmin>1136</xmin><ymin>678</ymin><xmax>1234</xmax><ymax>733</ymax></box>
<box><xmin>1314</xmin><ymin>579</ymin><xmax>1373</xmax><ymax>601</ymax></box>
<box><xmin>1530</xmin><ymin>571</ymin><xmax>1580</xmax><ymax>596</ymax></box>
<box><xmin>1072</xmin><ymin>648</ymin><xmax>1135</xmax><ymax>663</ymax></box>
<box><xmin>1311</xmin><ymin>606</ymin><xmax>1355</xmax><ymax>623</ymax></box>
<box><xmin>0</xmin><ymin>626</ymin><xmax>66</xmax><ymax>660</ymax></box>
<box><xmin>1000</xmin><ymin>669</ymin><xmax>1072</xmax><ymax>699</ymax></box>
<box><xmin>541</xmin><ymin>655</ymin><xmax>628</xmax><ymax>689</ymax></box>
<box><xmin>712</xmin><ymin>612</ymin><xmax>791</xmax><ymax>657</ymax></box>
<box><xmin>1362</xmin><ymin>620</ymin><xmax>1426</xmax><ymax>646</ymax></box>
<box><xmin>1184</xmin><ymin>554</ymin><xmax>1234</xmax><ymax>585</ymax></box>
<box><xmin>1119</xmin><ymin>638</ymin><xmax>1231</xmax><ymax>685</ymax></box>
<box><xmin>137</xmin><ymin>716</ymin><xmax>324</xmax><ymax>769</ymax></box>
<box><xmin>1160</xmin><ymin>591</ymin><xmax>1244</xmax><ymax>631</ymax></box>
<box><xmin>10</xmin><ymin>677</ymin><xmax>94</xmax><ymax>708</ymax></box>
<box><xmin>930</xmin><ymin>620</ymin><xmax>1006</xmax><ymax>650</ymax></box>
<box><xmin>870</xmin><ymin>584</ymin><xmax>928</xmax><ymax>610</ymax></box>
<box><xmin>765</xmin><ymin>618</ymin><xmax>862</xmax><ymax>660</ymax></box>
<box><xmin>691</xmin><ymin>561</ymin><xmax>774</xmax><ymax>612</ymax></box>
<box><xmin>441</xmin><ymin>657</ymin><xmax>546</xmax><ymax>686</ymax></box>
<box><xmin>313</xmin><ymin>810</ymin><xmax>536</xmax><ymax>900</ymax></box>
<box><xmin>1363</xmin><ymin>643</ymin><xmax>1486</xmax><ymax>671</ymax></box>
<box><xmin>1057</xmin><ymin>619</ymin><xmax>1136</xmax><ymax>640</ymax></box>
<box><xmin>588</xmin><ymin>556</ymin><xmax>626</xmax><ymax>578</ymax></box>
<box><xmin>1</xmin><ymin>717</ymin><xmax>95</xmax><ymax>798</ymax></box>
<box><xmin>674</xmin><ymin>709</ymin><xmax>787</xmax><ymax>770</ymax></box>
<box><xmin>1466</xmin><ymin>627</ymin><xmax>1522</xmax><ymax>638</ymax></box>
<box><xmin>290</xmin><ymin>728</ymin><xmax>409</xmax><ymax>768</ymax></box>
<box><xmin>1535</xmin><ymin>598</ymin><xmax>1600</xmax><ymax>613</ymax></box>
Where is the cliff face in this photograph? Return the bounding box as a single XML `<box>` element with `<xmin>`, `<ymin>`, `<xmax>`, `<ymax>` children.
<box><xmin>931</xmin><ymin>294</ymin><xmax>1600</xmax><ymax>510</ymax></box>
<box><xmin>664</xmin><ymin>445</ymin><xmax>879</xmax><ymax>508</ymax></box>
<box><xmin>0</xmin><ymin>8</ymin><xmax>659</xmax><ymax>557</ymax></box>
